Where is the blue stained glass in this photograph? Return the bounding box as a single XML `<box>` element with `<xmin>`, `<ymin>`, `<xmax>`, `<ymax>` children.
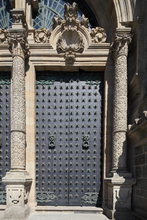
<box><xmin>33</xmin><ymin>0</ymin><xmax>86</xmax><ymax>30</ymax></box>
<box><xmin>0</xmin><ymin>0</ymin><xmax>11</xmax><ymax>29</ymax></box>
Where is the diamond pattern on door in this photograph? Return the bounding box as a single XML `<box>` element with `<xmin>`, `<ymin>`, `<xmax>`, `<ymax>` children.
<box><xmin>36</xmin><ymin>71</ymin><xmax>103</xmax><ymax>206</ymax></box>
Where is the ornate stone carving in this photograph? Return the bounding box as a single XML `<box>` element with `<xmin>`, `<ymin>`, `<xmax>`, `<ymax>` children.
<box><xmin>7</xmin><ymin>30</ymin><xmax>29</xmax><ymax>58</ymax></box>
<box><xmin>90</xmin><ymin>27</ymin><xmax>107</xmax><ymax>43</ymax></box>
<box><xmin>9</xmin><ymin>188</ymin><xmax>23</xmax><ymax>205</ymax></box>
<box><xmin>34</xmin><ymin>28</ymin><xmax>51</xmax><ymax>43</ymax></box>
<box><xmin>57</xmin><ymin>29</ymin><xmax>84</xmax><ymax>64</ymax></box>
<box><xmin>112</xmin><ymin>32</ymin><xmax>132</xmax><ymax>59</ymax></box>
<box><xmin>53</xmin><ymin>3</ymin><xmax>87</xmax><ymax>64</ymax></box>
<box><xmin>49</xmin><ymin>3</ymin><xmax>107</xmax><ymax>64</ymax></box>
<box><xmin>111</xmin><ymin>29</ymin><xmax>132</xmax><ymax>172</ymax></box>
<box><xmin>0</xmin><ymin>29</ymin><xmax>7</xmax><ymax>44</ymax></box>
<box><xmin>53</xmin><ymin>3</ymin><xmax>89</xmax><ymax>31</ymax></box>
<box><xmin>11</xmin><ymin>10</ymin><xmax>26</xmax><ymax>27</ymax></box>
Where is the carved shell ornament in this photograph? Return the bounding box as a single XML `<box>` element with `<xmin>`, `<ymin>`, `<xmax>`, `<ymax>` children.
<box><xmin>57</xmin><ymin>29</ymin><xmax>84</xmax><ymax>64</ymax></box>
<box><xmin>33</xmin><ymin>2</ymin><xmax>107</xmax><ymax>64</ymax></box>
<box><xmin>54</xmin><ymin>3</ymin><xmax>107</xmax><ymax>64</ymax></box>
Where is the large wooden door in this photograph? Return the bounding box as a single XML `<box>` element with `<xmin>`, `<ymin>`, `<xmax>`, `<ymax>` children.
<box><xmin>36</xmin><ymin>71</ymin><xmax>103</xmax><ymax>206</ymax></box>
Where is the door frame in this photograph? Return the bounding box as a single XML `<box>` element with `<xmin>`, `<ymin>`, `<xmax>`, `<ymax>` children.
<box><xmin>25</xmin><ymin>53</ymin><xmax>111</xmax><ymax>210</ymax></box>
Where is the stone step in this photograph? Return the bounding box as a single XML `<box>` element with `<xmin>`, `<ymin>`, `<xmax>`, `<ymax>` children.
<box><xmin>27</xmin><ymin>213</ymin><xmax>110</xmax><ymax>220</ymax></box>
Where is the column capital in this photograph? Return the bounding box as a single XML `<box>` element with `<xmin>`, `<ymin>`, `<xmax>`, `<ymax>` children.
<box><xmin>112</xmin><ymin>28</ymin><xmax>132</xmax><ymax>59</ymax></box>
<box><xmin>7</xmin><ymin>29</ymin><xmax>29</xmax><ymax>59</ymax></box>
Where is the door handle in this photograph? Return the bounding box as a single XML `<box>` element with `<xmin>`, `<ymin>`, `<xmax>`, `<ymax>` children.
<box><xmin>82</xmin><ymin>135</ymin><xmax>90</xmax><ymax>150</ymax></box>
<box><xmin>48</xmin><ymin>136</ymin><xmax>55</xmax><ymax>149</ymax></box>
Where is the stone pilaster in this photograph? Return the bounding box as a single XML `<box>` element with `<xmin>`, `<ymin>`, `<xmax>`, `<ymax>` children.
<box><xmin>104</xmin><ymin>28</ymin><xmax>135</xmax><ymax>220</ymax></box>
<box><xmin>2</xmin><ymin>10</ymin><xmax>32</xmax><ymax>220</ymax></box>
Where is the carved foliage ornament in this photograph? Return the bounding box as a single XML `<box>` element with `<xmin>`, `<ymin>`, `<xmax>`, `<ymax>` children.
<box><xmin>112</xmin><ymin>32</ymin><xmax>132</xmax><ymax>59</ymax></box>
<box><xmin>34</xmin><ymin>28</ymin><xmax>51</xmax><ymax>43</ymax></box>
<box><xmin>90</xmin><ymin>27</ymin><xmax>107</xmax><ymax>43</ymax></box>
<box><xmin>7</xmin><ymin>31</ymin><xmax>29</xmax><ymax>58</ymax></box>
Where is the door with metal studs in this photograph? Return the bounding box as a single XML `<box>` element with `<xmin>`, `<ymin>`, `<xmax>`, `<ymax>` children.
<box><xmin>0</xmin><ymin>72</ymin><xmax>11</xmax><ymax>205</ymax></box>
<box><xmin>36</xmin><ymin>71</ymin><xmax>103</xmax><ymax>206</ymax></box>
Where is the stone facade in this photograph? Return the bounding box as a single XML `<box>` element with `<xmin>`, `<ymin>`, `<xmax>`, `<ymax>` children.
<box><xmin>0</xmin><ymin>0</ymin><xmax>146</xmax><ymax>220</ymax></box>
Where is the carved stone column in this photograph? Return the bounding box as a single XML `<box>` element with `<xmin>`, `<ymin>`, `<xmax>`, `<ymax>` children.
<box><xmin>10</xmin><ymin>31</ymin><xmax>27</xmax><ymax>171</ymax></box>
<box><xmin>112</xmin><ymin>28</ymin><xmax>132</xmax><ymax>173</ymax></box>
<box><xmin>104</xmin><ymin>28</ymin><xmax>135</xmax><ymax>220</ymax></box>
<box><xmin>2</xmin><ymin>10</ymin><xmax>32</xmax><ymax>220</ymax></box>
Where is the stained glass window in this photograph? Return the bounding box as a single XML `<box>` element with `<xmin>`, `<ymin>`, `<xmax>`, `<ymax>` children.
<box><xmin>0</xmin><ymin>0</ymin><xmax>11</xmax><ymax>29</ymax></box>
<box><xmin>33</xmin><ymin>0</ymin><xmax>97</xmax><ymax>30</ymax></box>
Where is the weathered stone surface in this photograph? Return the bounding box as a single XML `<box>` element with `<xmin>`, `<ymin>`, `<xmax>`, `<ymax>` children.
<box><xmin>111</xmin><ymin>28</ymin><xmax>132</xmax><ymax>172</ymax></box>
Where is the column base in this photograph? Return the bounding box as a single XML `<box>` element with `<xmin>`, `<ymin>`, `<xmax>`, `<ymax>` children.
<box><xmin>103</xmin><ymin>172</ymin><xmax>135</xmax><ymax>220</ymax></box>
<box><xmin>2</xmin><ymin>170</ymin><xmax>32</xmax><ymax>220</ymax></box>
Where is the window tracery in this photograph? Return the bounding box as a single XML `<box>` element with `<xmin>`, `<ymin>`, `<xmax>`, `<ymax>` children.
<box><xmin>0</xmin><ymin>0</ymin><xmax>11</xmax><ymax>29</ymax></box>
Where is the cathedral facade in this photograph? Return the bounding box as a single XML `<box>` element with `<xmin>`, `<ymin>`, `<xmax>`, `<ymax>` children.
<box><xmin>0</xmin><ymin>0</ymin><xmax>146</xmax><ymax>220</ymax></box>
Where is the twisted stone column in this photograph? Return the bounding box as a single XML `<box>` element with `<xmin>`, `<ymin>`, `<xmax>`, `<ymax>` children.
<box><xmin>112</xmin><ymin>29</ymin><xmax>132</xmax><ymax>173</ymax></box>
